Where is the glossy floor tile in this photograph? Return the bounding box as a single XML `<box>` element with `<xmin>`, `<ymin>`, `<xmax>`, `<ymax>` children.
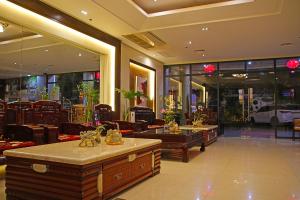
<box><xmin>1</xmin><ymin>137</ymin><xmax>300</xmax><ymax>200</ymax></box>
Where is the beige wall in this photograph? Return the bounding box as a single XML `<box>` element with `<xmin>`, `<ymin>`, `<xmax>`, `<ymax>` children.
<box><xmin>121</xmin><ymin>44</ymin><xmax>164</xmax><ymax>119</ymax></box>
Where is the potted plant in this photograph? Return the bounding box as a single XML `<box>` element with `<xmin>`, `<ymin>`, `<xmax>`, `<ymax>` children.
<box><xmin>115</xmin><ymin>88</ymin><xmax>147</xmax><ymax>121</ymax></box>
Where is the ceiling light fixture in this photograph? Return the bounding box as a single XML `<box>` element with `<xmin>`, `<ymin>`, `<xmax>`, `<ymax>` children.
<box><xmin>248</xmin><ymin>61</ymin><xmax>252</xmax><ymax>65</ymax></box>
<box><xmin>78</xmin><ymin>53</ymin><xmax>82</xmax><ymax>57</ymax></box>
<box><xmin>44</xmin><ymin>49</ymin><xmax>48</xmax><ymax>52</ymax></box>
<box><xmin>81</xmin><ymin>10</ymin><xmax>88</xmax><ymax>15</ymax></box>
<box><xmin>202</xmin><ymin>27</ymin><xmax>208</xmax><ymax>31</ymax></box>
<box><xmin>188</xmin><ymin>41</ymin><xmax>192</xmax><ymax>45</ymax></box>
<box><xmin>202</xmin><ymin>54</ymin><xmax>205</xmax><ymax>57</ymax></box>
<box><xmin>232</xmin><ymin>73</ymin><xmax>248</xmax><ymax>78</ymax></box>
<box><xmin>0</xmin><ymin>22</ymin><xmax>8</xmax><ymax>33</ymax></box>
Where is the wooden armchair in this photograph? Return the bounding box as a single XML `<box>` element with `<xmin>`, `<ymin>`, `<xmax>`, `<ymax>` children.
<box><xmin>130</xmin><ymin>106</ymin><xmax>165</xmax><ymax>129</ymax></box>
<box><xmin>6</xmin><ymin>101</ymin><xmax>32</xmax><ymax>124</ymax></box>
<box><xmin>293</xmin><ymin>118</ymin><xmax>300</xmax><ymax>140</ymax></box>
<box><xmin>0</xmin><ymin>100</ymin><xmax>7</xmax><ymax>135</ymax></box>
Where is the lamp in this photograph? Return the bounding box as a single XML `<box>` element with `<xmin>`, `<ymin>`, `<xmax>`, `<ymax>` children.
<box><xmin>286</xmin><ymin>59</ymin><xmax>299</xmax><ymax>70</ymax></box>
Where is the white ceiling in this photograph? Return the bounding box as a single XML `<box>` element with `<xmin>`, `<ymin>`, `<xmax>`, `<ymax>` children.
<box><xmin>39</xmin><ymin>0</ymin><xmax>300</xmax><ymax>64</ymax></box>
<box><xmin>0</xmin><ymin>21</ymin><xmax>100</xmax><ymax>79</ymax></box>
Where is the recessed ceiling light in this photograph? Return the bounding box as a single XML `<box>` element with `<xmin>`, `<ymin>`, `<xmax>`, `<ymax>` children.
<box><xmin>202</xmin><ymin>54</ymin><xmax>205</xmax><ymax>57</ymax></box>
<box><xmin>202</xmin><ymin>27</ymin><xmax>208</xmax><ymax>31</ymax></box>
<box><xmin>188</xmin><ymin>41</ymin><xmax>192</xmax><ymax>45</ymax></box>
<box><xmin>14</xmin><ymin>62</ymin><xmax>17</xmax><ymax>65</ymax></box>
<box><xmin>78</xmin><ymin>53</ymin><xmax>82</xmax><ymax>57</ymax></box>
<box><xmin>81</xmin><ymin>10</ymin><xmax>88</xmax><ymax>15</ymax></box>
<box><xmin>248</xmin><ymin>61</ymin><xmax>252</xmax><ymax>65</ymax></box>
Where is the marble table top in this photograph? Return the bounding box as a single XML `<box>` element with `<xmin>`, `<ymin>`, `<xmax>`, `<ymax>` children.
<box><xmin>179</xmin><ymin>125</ymin><xmax>218</xmax><ymax>131</ymax></box>
<box><xmin>4</xmin><ymin>138</ymin><xmax>161</xmax><ymax>165</ymax></box>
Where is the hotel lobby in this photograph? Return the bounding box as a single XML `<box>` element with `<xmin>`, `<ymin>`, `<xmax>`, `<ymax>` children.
<box><xmin>0</xmin><ymin>0</ymin><xmax>300</xmax><ymax>199</ymax></box>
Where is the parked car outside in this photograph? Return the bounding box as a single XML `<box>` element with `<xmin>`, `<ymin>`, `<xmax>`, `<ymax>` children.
<box><xmin>250</xmin><ymin>105</ymin><xmax>300</xmax><ymax>126</ymax></box>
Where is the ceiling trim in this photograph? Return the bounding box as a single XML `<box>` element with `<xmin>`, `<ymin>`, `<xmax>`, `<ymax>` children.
<box><xmin>128</xmin><ymin>0</ymin><xmax>255</xmax><ymax>18</ymax></box>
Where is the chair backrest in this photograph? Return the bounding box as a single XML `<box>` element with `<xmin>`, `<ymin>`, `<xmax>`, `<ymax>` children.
<box><xmin>130</xmin><ymin>106</ymin><xmax>156</xmax><ymax>124</ymax></box>
<box><xmin>7</xmin><ymin>101</ymin><xmax>32</xmax><ymax>124</ymax></box>
<box><xmin>0</xmin><ymin>100</ymin><xmax>7</xmax><ymax>135</ymax></box>
<box><xmin>4</xmin><ymin>125</ymin><xmax>34</xmax><ymax>141</ymax></box>
<box><xmin>94</xmin><ymin>104</ymin><xmax>113</xmax><ymax>122</ymax></box>
<box><xmin>294</xmin><ymin>119</ymin><xmax>300</xmax><ymax>127</ymax></box>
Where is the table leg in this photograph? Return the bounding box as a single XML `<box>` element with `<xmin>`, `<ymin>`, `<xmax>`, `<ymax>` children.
<box><xmin>200</xmin><ymin>143</ymin><xmax>205</xmax><ymax>152</ymax></box>
<box><xmin>182</xmin><ymin>147</ymin><xmax>189</xmax><ymax>163</ymax></box>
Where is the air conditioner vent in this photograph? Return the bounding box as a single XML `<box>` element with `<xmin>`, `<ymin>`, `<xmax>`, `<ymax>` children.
<box><xmin>123</xmin><ymin>32</ymin><xmax>166</xmax><ymax>50</ymax></box>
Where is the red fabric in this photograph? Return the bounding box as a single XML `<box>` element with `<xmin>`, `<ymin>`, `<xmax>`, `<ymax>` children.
<box><xmin>119</xmin><ymin>130</ymin><xmax>133</xmax><ymax>135</ymax></box>
<box><xmin>0</xmin><ymin>141</ymin><xmax>36</xmax><ymax>155</ymax></box>
<box><xmin>58</xmin><ymin>134</ymin><xmax>81</xmax><ymax>142</ymax></box>
<box><xmin>148</xmin><ymin>125</ymin><xmax>164</xmax><ymax>129</ymax></box>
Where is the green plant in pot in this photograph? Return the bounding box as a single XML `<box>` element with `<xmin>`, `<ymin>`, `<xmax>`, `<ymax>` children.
<box><xmin>115</xmin><ymin>88</ymin><xmax>147</xmax><ymax>121</ymax></box>
<box><xmin>77</xmin><ymin>82</ymin><xmax>99</xmax><ymax>123</ymax></box>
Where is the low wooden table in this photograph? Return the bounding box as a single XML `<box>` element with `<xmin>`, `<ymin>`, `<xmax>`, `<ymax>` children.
<box><xmin>180</xmin><ymin>125</ymin><xmax>218</xmax><ymax>146</ymax></box>
<box><xmin>126</xmin><ymin>128</ymin><xmax>205</xmax><ymax>162</ymax></box>
<box><xmin>4</xmin><ymin>138</ymin><xmax>161</xmax><ymax>200</ymax></box>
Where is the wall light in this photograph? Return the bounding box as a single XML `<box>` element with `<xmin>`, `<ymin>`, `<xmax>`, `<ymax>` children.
<box><xmin>0</xmin><ymin>22</ymin><xmax>8</xmax><ymax>32</ymax></box>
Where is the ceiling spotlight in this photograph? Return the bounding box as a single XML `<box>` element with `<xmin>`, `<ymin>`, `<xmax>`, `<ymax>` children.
<box><xmin>248</xmin><ymin>61</ymin><xmax>252</xmax><ymax>65</ymax></box>
<box><xmin>78</xmin><ymin>53</ymin><xmax>82</xmax><ymax>57</ymax></box>
<box><xmin>202</xmin><ymin>27</ymin><xmax>208</xmax><ymax>31</ymax></box>
<box><xmin>0</xmin><ymin>22</ymin><xmax>8</xmax><ymax>33</ymax></box>
<box><xmin>14</xmin><ymin>62</ymin><xmax>17</xmax><ymax>65</ymax></box>
<box><xmin>81</xmin><ymin>10</ymin><xmax>88</xmax><ymax>15</ymax></box>
<box><xmin>188</xmin><ymin>41</ymin><xmax>192</xmax><ymax>45</ymax></box>
<box><xmin>202</xmin><ymin>54</ymin><xmax>205</xmax><ymax>57</ymax></box>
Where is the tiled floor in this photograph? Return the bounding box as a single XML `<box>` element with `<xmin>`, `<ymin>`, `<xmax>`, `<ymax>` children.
<box><xmin>1</xmin><ymin>137</ymin><xmax>300</xmax><ymax>200</ymax></box>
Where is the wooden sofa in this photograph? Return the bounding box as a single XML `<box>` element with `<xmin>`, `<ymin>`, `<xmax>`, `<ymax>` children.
<box><xmin>130</xmin><ymin>106</ymin><xmax>165</xmax><ymax>129</ymax></box>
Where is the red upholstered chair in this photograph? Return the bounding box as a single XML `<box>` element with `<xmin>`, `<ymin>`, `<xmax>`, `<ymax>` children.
<box><xmin>94</xmin><ymin>104</ymin><xmax>148</xmax><ymax>133</ymax></box>
<box><xmin>58</xmin><ymin>122</ymin><xmax>96</xmax><ymax>142</ymax></box>
<box><xmin>130</xmin><ymin>106</ymin><xmax>165</xmax><ymax>129</ymax></box>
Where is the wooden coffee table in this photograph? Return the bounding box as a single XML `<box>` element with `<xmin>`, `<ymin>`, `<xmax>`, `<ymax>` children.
<box><xmin>126</xmin><ymin>128</ymin><xmax>205</xmax><ymax>162</ymax></box>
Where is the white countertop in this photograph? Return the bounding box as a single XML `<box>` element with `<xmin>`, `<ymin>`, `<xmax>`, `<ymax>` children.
<box><xmin>4</xmin><ymin>138</ymin><xmax>161</xmax><ymax>165</ymax></box>
<box><xmin>179</xmin><ymin>125</ymin><xmax>218</xmax><ymax>131</ymax></box>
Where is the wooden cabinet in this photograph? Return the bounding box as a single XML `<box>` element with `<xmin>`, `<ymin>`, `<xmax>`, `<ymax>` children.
<box><xmin>102</xmin><ymin>151</ymin><xmax>154</xmax><ymax>199</ymax></box>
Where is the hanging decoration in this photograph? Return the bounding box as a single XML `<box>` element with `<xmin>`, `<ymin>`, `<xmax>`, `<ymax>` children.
<box><xmin>203</xmin><ymin>64</ymin><xmax>216</xmax><ymax>73</ymax></box>
<box><xmin>286</xmin><ymin>59</ymin><xmax>299</xmax><ymax>70</ymax></box>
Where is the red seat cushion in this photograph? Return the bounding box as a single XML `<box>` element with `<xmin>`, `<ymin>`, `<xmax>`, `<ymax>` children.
<box><xmin>0</xmin><ymin>141</ymin><xmax>36</xmax><ymax>155</ymax></box>
<box><xmin>58</xmin><ymin>134</ymin><xmax>81</xmax><ymax>142</ymax></box>
<box><xmin>119</xmin><ymin>130</ymin><xmax>133</xmax><ymax>135</ymax></box>
<box><xmin>148</xmin><ymin>125</ymin><xmax>164</xmax><ymax>129</ymax></box>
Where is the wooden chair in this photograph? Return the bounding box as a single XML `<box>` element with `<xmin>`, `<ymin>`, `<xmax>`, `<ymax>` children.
<box><xmin>7</xmin><ymin>101</ymin><xmax>32</xmax><ymax>124</ymax></box>
<box><xmin>293</xmin><ymin>118</ymin><xmax>300</xmax><ymax>140</ymax></box>
<box><xmin>0</xmin><ymin>100</ymin><xmax>7</xmax><ymax>135</ymax></box>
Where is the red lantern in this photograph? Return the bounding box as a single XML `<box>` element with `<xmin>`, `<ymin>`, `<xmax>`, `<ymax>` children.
<box><xmin>203</xmin><ymin>64</ymin><xmax>216</xmax><ymax>73</ymax></box>
<box><xmin>286</xmin><ymin>59</ymin><xmax>299</xmax><ymax>69</ymax></box>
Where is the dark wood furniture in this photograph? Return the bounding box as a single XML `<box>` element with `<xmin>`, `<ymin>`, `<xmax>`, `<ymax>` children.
<box><xmin>0</xmin><ymin>100</ymin><xmax>7</xmax><ymax>135</ymax></box>
<box><xmin>4</xmin><ymin>124</ymin><xmax>44</xmax><ymax>145</ymax></box>
<box><xmin>4</xmin><ymin>139</ymin><xmax>161</xmax><ymax>200</ymax></box>
<box><xmin>130</xmin><ymin>106</ymin><xmax>165</xmax><ymax>129</ymax></box>
<box><xmin>126</xmin><ymin>128</ymin><xmax>205</xmax><ymax>162</ymax></box>
<box><xmin>293</xmin><ymin>118</ymin><xmax>300</xmax><ymax>140</ymax></box>
<box><xmin>94</xmin><ymin>104</ymin><xmax>148</xmax><ymax>132</ymax></box>
<box><xmin>6</xmin><ymin>101</ymin><xmax>32</xmax><ymax>124</ymax></box>
<box><xmin>179</xmin><ymin>125</ymin><xmax>218</xmax><ymax>146</ymax></box>
<box><xmin>23</xmin><ymin>100</ymin><xmax>69</xmax><ymax>128</ymax></box>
